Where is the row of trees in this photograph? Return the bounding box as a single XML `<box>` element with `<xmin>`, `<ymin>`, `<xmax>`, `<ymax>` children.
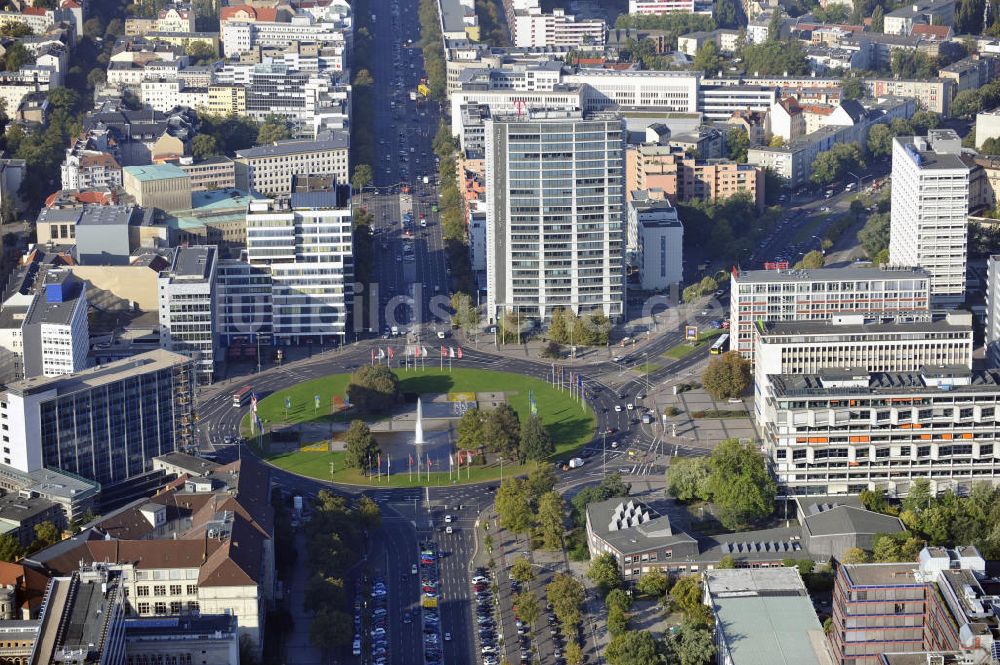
<box><xmin>867</xmin><ymin>112</ymin><xmax>941</xmax><ymax>159</ymax></box>
<box><xmin>682</xmin><ymin>275</ymin><xmax>718</xmax><ymax>305</ymax></box>
<box><xmin>305</xmin><ymin>492</ymin><xmax>381</xmax><ymax>652</ymax></box>
<box><xmin>494</xmin><ymin>466</ymin><xmax>566</xmax><ymax>548</ymax></box>
<box><xmin>432</xmin><ymin>122</ymin><xmax>477</xmax><ymax>296</ymax></box>
<box><xmin>0</xmin><ymin>521</ymin><xmax>62</xmax><ymax>563</ymax></box>
<box><xmin>548</xmin><ymin>308</ymin><xmax>612</xmax><ymax>347</ymax></box>
<box><xmin>456</xmin><ymin>404</ymin><xmax>554</xmax><ymax>462</ymax></box>
<box><xmin>951</xmin><ymin>77</ymin><xmax>1000</xmax><ymax>119</ymax></box>
<box><xmin>666</xmin><ymin>438</ymin><xmax>776</xmax><ymax>530</ymax></box>
<box><xmin>450</xmin><ymin>292</ymin><xmax>480</xmax><ymax>332</ymax></box>
<box><xmin>677</xmin><ymin>192</ymin><xmax>779</xmax><ymax>267</ymax></box>
<box><xmin>418</xmin><ymin>0</ymin><xmax>447</xmax><ymax>100</ymax></box>
<box><xmin>546</xmin><ymin>573</ymin><xmax>587</xmax><ymax>664</ymax></box>
<box><xmin>810</xmin><ymin>142</ymin><xmax>865</xmax><ymax>187</ymax></box>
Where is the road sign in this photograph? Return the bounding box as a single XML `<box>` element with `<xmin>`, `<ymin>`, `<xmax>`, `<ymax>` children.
<box><xmin>685</xmin><ymin>325</ymin><xmax>698</xmax><ymax>341</ymax></box>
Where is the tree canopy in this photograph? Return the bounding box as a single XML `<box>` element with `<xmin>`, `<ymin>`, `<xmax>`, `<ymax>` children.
<box><xmin>343</xmin><ymin>420</ymin><xmax>380</xmax><ymax>471</ymax></box>
<box><xmin>705</xmin><ymin>438</ymin><xmax>776</xmax><ymax>529</ymax></box>
<box><xmin>701</xmin><ymin>351</ymin><xmax>751</xmax><ymax>400</ymax></box>
<box><xmin>346</xmin><ymin>365</ymin><xmax>401</xmax><ymax>414</ymax></box>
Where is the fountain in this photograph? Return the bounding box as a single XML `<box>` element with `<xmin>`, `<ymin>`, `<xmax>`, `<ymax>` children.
<box><xmin>414</xmin><ymin>396</ymin><xmax>425</xmax><ymax>445</ymax></box>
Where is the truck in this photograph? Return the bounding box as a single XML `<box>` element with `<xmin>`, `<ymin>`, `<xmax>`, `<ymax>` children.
<box><xmin>568</xmin><ymin>457</ymin><xmax>585</xmax><ymax>469</ymax></box>
<box><xmin>410</xmin><ymin>91</ymin><xmax>417</xmax><ymax>101</ymax></box>
<box><xmin>293</xmin><ymin>495</ymin><xmax>303</xmax><ymax>517</ymax></box>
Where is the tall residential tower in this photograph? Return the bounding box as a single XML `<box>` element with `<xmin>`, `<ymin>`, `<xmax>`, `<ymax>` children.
<box><xmin>485</xmin><ymin>110</ymin><xmax>626</xmax><ymax>323</ymax></box>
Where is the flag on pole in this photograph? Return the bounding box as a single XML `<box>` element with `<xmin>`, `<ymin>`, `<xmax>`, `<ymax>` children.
<box><xmin>467</xmin><ymin>450</ymin><xmax>474</xmax><ymax>465</ymax></box>
<box><xmin>449</xmin><ymin>347</ymin><xmax>456</xmax><ymax>358</ymax></box>
<box><xmin>457</xmin><ymin>347</ymin><xmax>463</xmax><ymax>359</ymax></box>
<box><xmin>529</xmin><ymin>390</ymin><xmax>538</xmax><ymax>416</ymax></box>
<box><xmin>414</xmin><ymin>345</ymin><xmax>421</xmax><ymax>358</ymax></box>
<box><xmin>371</xmin><ymin>348</ymin><xmax>375</xmax><ymax>363</ymax></box>
<box><xmin>441</xmin><ymin>346</ymin><xmax>447</xmax><ymax>357</ymax></box>
<box><xmin>251</xmin><ymin>392</ymin><xmax>258</xmax><ymax>414</ymax></box>
<box><xmin>427</xmin><ymin>455</ymin><xmax>432</xmax><ymax>469</ymax></box>
<box><xmin>449</xmin><ymin>453</ymin><xmax>454</xmax><ymax>468</ymax></box>
<box><xmin>388</xmin><ymin>347</ymin><xmax>395</xmax><ymax>360</ymax></box>
<box><xmin>387</xmin><ymin>456</ymin><xmax>390</xmax><ymax>473</ymax></box>
<box><xmin>422</xmin><ymin>346</ymin><xmax>429</xmax><ymax>357</ymax></box>
<box><xmin>409</xmin><ymin>453</ymin><xmax>414</xmax><ymax>468</ymax></box>
<box><xmin>378</xmin><ymin>348</ymin><xmax>386</xmax><ymax>360</ymax></box>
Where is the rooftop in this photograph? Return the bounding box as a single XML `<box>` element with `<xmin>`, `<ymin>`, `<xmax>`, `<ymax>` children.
<box><xmin>768</xmin><ymin>367</ymin><xmax>1000</xmax><ymax>398</ymax></box>
<box><xmin>734</xmin><ymin>265</ymin><xmax>930</xmax><ymax>283</ymax></box>
<box><xmin>895</xmin><ymin>132</ymin><xmax>969</xmax><ymax>172</ymax></box>
<box><xmin>706</xmin><ymin>568</ymin><xmax>826</xmax><ymax>665</ymax></box>
<box><xmin>4</xmin><ymin>349</ymin><xmax>190</xmax><ymax>399</ymax></box>
<box><xmin>0</xmin><ymin>491</ymin><xmax>58</xmax><ymax>524</ymax></box>
<box><xmin>235</xmin><ymin>130</ymin><xmax>349</xmax><ymax>159</ymax></box>
<box><xmin>123</xmin><ymin>163</ymin><xmax>189</xmax><ymax>182</ymax></box>
<box><xmin>757</xmin><ymin>311</ymin><xmax>971</xmax><ymax>338</ymax></box>
<box><xmin>166</xmin><ymin>245</ymin><xmax>216</xmax><ymax>280</ymax></box>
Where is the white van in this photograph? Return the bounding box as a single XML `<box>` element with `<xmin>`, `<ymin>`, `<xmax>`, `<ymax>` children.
<box><xmin>352</xmin><ymin>637</ymin><xmax>361</xmax><ymax>656</ymax></box>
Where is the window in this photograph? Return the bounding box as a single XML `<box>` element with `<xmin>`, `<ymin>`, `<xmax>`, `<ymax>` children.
<box><xmin>188</xmin><ymin>601</ymin><xmax>200</xmax><ymax>612</ymax></box>
<box><xmin>170</xmin><ymin>585</ymin><xmax>182</xmax><ymax>595</ymax></box>
<box><xmin>137</xmin><ymin>602</ymin><xmax>150</xmax><ymax>614</ymax></box>
<box><xmin>137</xmin><ymin>586</ymin><xmax>150</xmax><ymax>597</ymax></box>
<box><xmin>170</xmin><ymin>601</ymin><xmax>182</xmax><ymax>613</ymax></box>
<box><xmin>153</xmin><ymin>585</ymin><xmax>166</xmax><ymax>596</ymax></box>
<box><xmin>154</xmin><ymin>602</ymin><xmax>167</xmax><ymax>615</ymax></box>
<box><xmin>187</xmin><ymin>584</ymin><xmax>198</xmax><ymax>595</ymax></box>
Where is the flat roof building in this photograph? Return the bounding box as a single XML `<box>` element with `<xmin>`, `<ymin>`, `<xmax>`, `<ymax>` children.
<box><xmin>158</xmin><ymin>246</ymin><xmax>218</xmax><ymax>383</ymax></box>
<box><xmin>235</xmin><ymin>130</ymin><xmax>349</xmax><ymax>196</ymax></box>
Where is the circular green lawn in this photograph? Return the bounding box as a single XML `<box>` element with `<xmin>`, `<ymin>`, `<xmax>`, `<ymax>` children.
<box><xmin>243</xmin><ymin>367</ymin><xmax>595</xmax><ymax>486</ymax></box>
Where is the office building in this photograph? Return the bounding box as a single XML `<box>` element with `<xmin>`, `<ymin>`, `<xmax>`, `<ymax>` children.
<box><xmin>512</xmin><ymin>7</ymin><xmax>605</xmax><ymax>48</ymax></box>
<box><xmin>624</xmin><ymin>143</ymin><xmax>764</xmax><ymax>207</ymax></box>
<box><xmin>890</xmin><ymin>132</ymin><xmax>970</xmax><ymax>307</ymax></box>
<box><xmin>177</xmin><ymin>156</ymin><xmax>237</xmax><ymax>192</ymax></box>
<box><xmin>217</xmin><ymin>256</ymin><xmax>274</xmax><ymax>348</ymax></box>
<box><xmin>627</xmin><ymin>191</ymin><xmax>683</xmax><ymax>291</ymax></box>
<box><xmin>883</xmin><ymin>0</ymin><xmax>955</xmax><ymax>35</ymax></box>
<box><xmin>704</xmin><ymin>568</ymin><xmax>828</xmax><ymax>665</ymax></box>
<box><xmin>246</xmin><ymin>176</ymin><xmax>352</xmax><ymax>344</ymax></box>
<box><xmin>235</xmin><ymin>131</ymin><xmax>350</xmax><ymax>196</ymax></box>
<box><xmin>26</xmin><ymin>456</ymin><xmax>276</xmax><ymax>652</ymax></box>
<box><xmin>753</xmin><ymin>309</ymin><xmax>973</xmax><ymax>406</ymax></box>
<box><xmin>831</xmin><ymin>546</ymin><xmax>999</xmax><ymax>665</ymax></box>
<box><xmin>729</xmin><ymin>266</ymin><xmax>932</xmax><ymax>362</ymax></box>
<box><xmin>485</xmin><ymin>109</ymin><xmax>625</xmax><ymax>322</ymax></box>
<box><xmin>125</xmin><ymin>615</ymin><xmax>240</xmax><ymax>664</ymax></box>
<box><xmin>987</xmin><ymin>255</ymin><xmax>1000</xmax><ymax>367</ymax></box>
<box><xmin>158</xmin><ymin>246</ymin><xmax>218</xmax><ymax>383</ymax></box>
<box><xmin>221</xmin><ymin>14</ymin><xmax>347</xmax><ymax>57</ymax></box>
<box><xmin>0</xmin><ymin>349</ymin><xmax>195</xmax><ymax>489</ymax></box>
<box><xmin>628</xmin><ymin>0</ymin><xmax>701</xmax><ymax>13</ymax></box>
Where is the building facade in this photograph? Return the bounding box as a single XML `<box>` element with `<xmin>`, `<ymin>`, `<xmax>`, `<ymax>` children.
<box><xmin>485</xmin><ymin>110</ymin><xmax>625</xmax><ymax>323</ymax></box>
<box><xmin>245</xmin><ymin>177</ymin><xmax>353</xmax><ymax>344</ymax></box>
<box><xmin>235</xmin><ymin>131</ymin><xmax>350</xmax><ymax>196</ymax></box>
<box><xmin>729</xmin><ymin>266</ymin><xmax>932</xmax><ymax>362</ymax></box>
<box><xmin>627</xmin><ymin>192</ymin><xmax>683</xmax><ymax>291</ymax></box>
<box><xmin>889</xmin><ymin>131</ymin><xmax>970</xmax><ymax>307</ymax></box>
<box><xmin>512</xmin><ymin>8</ymin><xmax>605</xmax><ymax>48</ymax></box>
<box><xmin>158</xmin><ymin>246</ymin><xmax>218</xmax><ymax>383</ymax></box>
<box><xmin>0</xmin><ymin>349</ymin><xmax>195</xmax><ymax>488</ymax></box>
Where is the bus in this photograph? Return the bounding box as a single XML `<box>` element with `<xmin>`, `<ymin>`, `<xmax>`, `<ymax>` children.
<box><xmin>709</xmin><ymin>334</ymin><xmax>729</xmax><ymax>355</ymax></box>
<box><xmin>233</xmin><ymin>386</ymin><xmax>253</xmax><ymax>408</ymax></box>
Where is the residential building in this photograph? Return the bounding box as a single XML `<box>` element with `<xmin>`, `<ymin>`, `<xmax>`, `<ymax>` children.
<box><xmin>26</xmin><ymin>456</ymin><xmax>275</xmax><ymax>652</ymax></box>
<box><xmin>221</xmin><ymin>14</ymin><xmax>347</xmax><ymax>57</ymax></box>
<box><xmin>863</xmin><ymin>78</ymin><xmax>951</xmax><ymax>116</ymax></box>
<box><xmin>624</xmin><ymin>143</ymin><xmax>764</xmax><ymax>208</ymax></box>
<box><xmin>512</xmin><ymin>6</ymin><xmax>605</xmax><ymax>48</ymax></box>
<box><xmin>235</xmin><ymin>131</ymin><xmax>350</xmax><ymax>196</ymax></box>
<box><xmin>123</xmin><ymin>164</ymin><xmax>193</xmax><ymax>212</ymax></box>
<box><xmin>831</xmin><ymin>547</ymin><xmax>999</xmax><ymax>665</ymax></box>
<box><xmin>889</xmin><ymin>131</ymin><xmax>970</xmax><ymax>307</ymax></box>
<box><xmin>217</xmin><ymin>255</ymin><xmax>273</xmax><ymax>347</ymax></box>
<box><xmin>0</xmin><ymin>349</ymin><xmax>195</xmax><ymax>489</ymax></box>
<box><xmin>627</xmin><ymin>191</ymin><xmax>683</xmax><ymax>291</ymax></box>
<box><xmin>158</xmin><ymin>246</ymin><xmax>218</xmax><ymax>383</ymax></box>
<box><xmin>246</xmin><ymin>176</ymin><xmax>352</xmax><ymax>345</ymax></box>
<box><xmin>484</xmin><ymin>109</ymin><xmax>625</xmax><ymax>323</ymax></box>
<box><xmin>988</xmin><ymin>255</ymin><xmax>1000</xmax><ymax>367</ymax></box>
<box><xmin>883</xmin><ymin>0</ymin><xmax>954</xmax><ymax>35</ymax></box>
<box><xmin>60</xmin><ymin>145</ymin><xmax>122</xmax><ymax>192</ymax></box>
<box><xmin>729</xmin><ymin>265</ymin><xmax>932</xmax><ymax>361</ymax></box>
<box><xmin>0</xmin><ymin>491</ymin><xmax>63</xmax><ymax>547</ymax></box>
<box><xmin>0</xmin><ymin>67</ymin><xmax>57</xmax><ymax>123</ymax></box>
<box><xmin>628</xmin><ymin>0</ymin><xmax>710</xmax><ymax>13</ymax></box>
<box><xmin>770</xmin><ymin>97</ymin><xmax>806</xmax><ymax>142</ymax></box>
<box><xmin>704</xmin><ymin>568</ymin><xmax>828</xmax><ymax>665</ymax></box>
<box><xmin>677</xmin><ymin>29</ymin><xmax>740</xmax><ymax>56</ymax></box>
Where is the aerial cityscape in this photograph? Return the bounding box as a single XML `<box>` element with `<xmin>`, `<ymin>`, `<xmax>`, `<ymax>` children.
<box><xmin>1</xmin><ymin>0</ymin><xmax>1000</xmax><ymax>661</ymax></box>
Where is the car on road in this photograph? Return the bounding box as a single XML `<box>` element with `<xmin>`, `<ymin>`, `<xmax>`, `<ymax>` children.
<box><xmin>412</xmin><ymin>564</ymin><xmax>418</xmax><ymax>574</ymax></box>
<box><xmin>626</xmin><ymin>403</ymin><xmax>634</xmax><ymax>410</ymax></box>
<box><xmin>614</xmin><ymin>404</ymin><xmax>622</xmax><ymax>412</ymax></box>
<box><xmin>445</xmin><ymin>526</ymin><xmax>453</xmax><ymax>534</ymax></box>
<box><xmin>444</xmin><ymin>514</ymin><xmax>452</xmax><ymax>523</ymax></box>
<box><xmin>444</xmin><ymin>633</ymin><xmax>451</xmax><ymax>641</ymax></box>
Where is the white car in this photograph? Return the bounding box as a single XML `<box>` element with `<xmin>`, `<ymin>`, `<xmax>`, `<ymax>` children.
<box><xmin>445</xmin><ymin>526</ymin><xmax>453</xmax><ymax>534</ymax></box>
<box><xmin>444</xmin><ymin>514</ymin><xmax>453</xmax><ymax>523</ymax></box>
<box><xmin>614</xmin><ymin>405</ymin><xmax>623</xmax><ymax>412</ymax></box>
<box><xmin>444</xmin><ymin>633</ymin><xmax>452</xmax><ymax>641</ymax></box>
<box><xmin>626</xmin><ymin>403</ymin><xmax>634</xmax><ymax>411</ymax></box>
<box><xmin>411</xmin><ymin>564</ymin><xmax>418</xmax><ymax>575</ymax></box>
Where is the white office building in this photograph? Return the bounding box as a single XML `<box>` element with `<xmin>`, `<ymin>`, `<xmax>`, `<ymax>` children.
<box><xmin>627</xmin><ymin>192</ymin><xmax>683</xmax><ymax>291</ymax></box>
<box><xmin>234</xmin><ymin>130</ymin><xmax>350</xmax><ymax>196</ymax></box>
<box><xmin>221</xmin><ymin>16</ymin><xmax>348</xmax><ymax>58</ymax></box>
<box><xmin>158</xmin><ymin>246</ymin><xmax>218</xmax><ymax>383</ymax></box>
<box><xmin>752</xmin><ymin>310</ymin><xmax>974</xmax><ymax>424</ymax></box>
<box><xmin>889</xmin><ymin>131</ymin><xmax>971</xmax><ymax>307</ymax></box>
<box><xmin>987</xmin><ymin>255</ymin><xmax>1000</xmax><ymax>367</ymax></box>
<box><xmin>512</xmin><ymin>7</ymin><xmax>605</xmax><ymax>48</ymax></box>
<box><xmin>729</xmin><ymin>265</ymin><xmax>932</xmax><ymax>362</ymax></box>
<box><xmin>217</xmin><ymin>256</ymin><xmax>274</xmax><ymax>347</ymax></box>
<box><xmin>245</xmin><ymin>175</ymin><xmax>353</xmax><ymax>344</ymax></box>
<box><xmin>485</xmin><ymin>109</ymin><xmax>626</xmax><ymax>323</ymax></box>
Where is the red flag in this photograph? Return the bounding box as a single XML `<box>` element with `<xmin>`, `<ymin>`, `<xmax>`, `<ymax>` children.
<box><xmin>414</xmin><ymin>345</ymin><xmax>421</xmax><ymax>358</ymax></box>
<box><xmin>457</xmin><ymin>347</ymin><xmax>463</xmax><ymax>359</ymax></box>
<box><xmin>441</xmin><ymin>346</ymin><xmax>447</xmax><ymax>357</ymax></box>
<box><xmin>378</xmin><ymin>453</ymin><xmax>381</xmax><ymax>470</ymax></box>
<box><xmin>427</xmin><ymin>455</ymin><xmax>433</xmax><ymax>469</ymax></box>
<box><xmin>388</xmin><ymin>347</ymin><xmax>394</xmax><ymax>359</ymax></box>
<box><xmin>408</xmin><ymin>453</ymin><xmax>413</xmax><ymax>467</ymax></box>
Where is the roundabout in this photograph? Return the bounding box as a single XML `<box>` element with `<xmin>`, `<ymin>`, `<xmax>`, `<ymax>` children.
<box><xmin>240</xmin><ymin>367</ymin><xmax>596</xmax><ymax>486</ymax></box>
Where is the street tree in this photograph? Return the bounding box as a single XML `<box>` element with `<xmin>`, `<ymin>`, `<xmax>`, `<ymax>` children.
<box><xmin>519</xmin><ymin>414</ymin><xmax>554</xmax><ymax>462</ymax></box>
<box><xmin>841</xmin><ymin>547</ymin><xmax>868</xmax><ymax>564</ymax></box>
<box><xmin>537</xmin><ymin>491</ymin><xmax>566</xmax><ymax>549</ymax></box>
<box><xmin>351</xmin><ymin>164</ymin><xmax>373</xmax><ymax>191</ymax></box>
<box><xmin>343</xmin><ymin>420</ymin><xmax>380</xmax><ymax>472</ymax></box>
<box><xmin>355</xmin><ymin>495</ymin><xmax>381</xmax><ymax>528</ymax></box>
<box><xmin>670</xmin><ymin>574</ymin><xmax>703</xmax><ymax>617</ymax></box>
<box><xmin>456</xmin><ymin>407</ymin><xmax>487</xmax><ymax>450</ymax></box>
<box><xmin>513</xmin><ymin>589</ymin><xmax>540</xmax><ymax>627</ymax></box>
<box><xmin>353</xmin><ymin>68</ymin><xmax>374</xmax><ymax>86</ymax></box>
<box><xmin>526</xmin><ymin>463</ymin><xmax>558</xmax><ymax>499</ymax></box>
<box><xmin>705</xmin><ymin>438</ymin><xmax>776</xmax><ymax>529</ymax></box>
<box><xmin>564</xmin><ymin>642</ymin><xmax>583</xmax><ymax>665</ymax></box>
<box><xmin>310</xmin><ymin>609</ymin><xmax>352</xmax><ymax>650</ymax></box>
<box><xmin>587</xmin><ymin>552</ymin><xmax>623</xmax><ymax>596</ymax></box>
<box><xmin>666</xmin><ymin>457</ymin><xmax>711</xmax><ymax>502</ymax></box>
<box><xmin>867</xmin><ymin>123</ymin><xmax>894</xmax><ymax>158</ymax></box>
<box><xmin>605</xmin><ymin>630</ymin><xmax>660</xmax><ymax>665</ymax></box>
<box><xmin>607</xmin><ymin>606</ymin><xmax>629</xmax><ymax>636</ymax></box>
<box><xmin>605</xmin><ymin>588</ymin><xmax>632</xmax><ymax>615</ymax></box>
<box><xmin>701</xmin><ymin>351</ymin><xmax>751</xmax><ymax>400</ymax></box>
<box><xmin>670</xmin><ymin>622</ymin><xmax>716</xmax><ymax>665</ymax></box>
<box><xmin>0</xmin><ymin>534</ymin><xmax>21</xmax><ymax>562</ymax></box>
<box><xmin>496</xmin><ymin>478</ymin><xmax>534</xmax><ymax>533</ymax></box>
<box><xmin>797</xmin><ymin>250</ymin><xmax>825</xmax><ymax>269</ymax></box>
<box><xmin>509</xmin><ymin>556</ymin><xmax>535</xmax><ymax>583</ymax></box>
<box><xmin>346</xmin><ymin>364</ymin><xmax>400</xmax><ymax>414</ymax></box>
<box><xmin>547</xmin><ymin>573</ymin><xmax>585</xmax><ymax>630</ymax></box>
